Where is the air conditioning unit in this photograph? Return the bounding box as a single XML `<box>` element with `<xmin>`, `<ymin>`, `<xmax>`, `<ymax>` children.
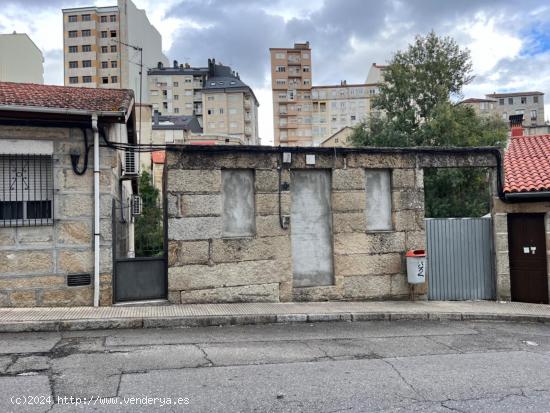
<box><xmin>123</xmin><ymin>148</ymin><xmax>139</xmax><ymax>177</ymax></box>
<box><xmin>131</xmin><ymin>194</ymin><xmax>142</xmax><ymax>216</ymax></box>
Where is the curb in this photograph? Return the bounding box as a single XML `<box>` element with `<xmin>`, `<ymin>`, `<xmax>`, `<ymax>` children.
<box><xmin>1</xmin><ymin>311</ymin><xmax>550</xmax><ymax>333</ymax></box>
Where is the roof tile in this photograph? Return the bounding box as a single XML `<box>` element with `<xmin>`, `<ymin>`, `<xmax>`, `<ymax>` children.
<box><xmin>504</xmin><ymin>134</ymin><xmax>550</xmax><ymax>193</ymax></box>
<box><xmin>0</xmin><ymin>82</ymin><xmax>134</xmax><ymax>113</ymax></box>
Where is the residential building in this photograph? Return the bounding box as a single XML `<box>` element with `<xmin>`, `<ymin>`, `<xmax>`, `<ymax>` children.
<box><xmin>270</xmin><ymin>42</ymin><xmax>313</xmax><ymax>146</ymax></box>
<box><xmin>493</xmin><ymin>120</ymin><xmax>550</xmax><ymax>303</ymax></box>
<box><xmin>459</xmin><ymin>92</ymin><xmax>547</xmax><ymax>135</ymax></box>
<box><xmin>485</xmin><ymin>91</ymin><xmax>545</xmax><ymax>127</ymax></box>
<box><xmin>147</xmin><ymin>61</ymin><xmax>208</xmax><ymax>123</ymax></box>
<box><xmin>152</xmin><ymin>113</ymin><xmax>202</xmax><ymax>145</ymax></box>
<box><xmin>365</xmin><ymin>63</ymin><xmax>387</xmax><ymax>84</ymax></box>
<box><xmin>62</xmin><ymin>0</ymin><xmax>168</xmax><ymax>101</ymax></box>
<box><xmin>319</xmin><ymin>126</ymin><xmax>354</xmax><ymax>147</ymax></box>
<box><xmin>0</xmin><ymin>32</ymin><xmax>44</xmax><ymax>84</ymax></box>
<box><xmin>311</xmin><ymin>81</ymin><xmax>379</xmax><ymax>143</ymax></box>
<box><xmin>0</xmin><ymin>81</ymin><xmax>135</xmax><ymax>307</ymax></box>
<box><xmin>270</xmin><ymin>42</ymin><xmax>383</xmax><ymax>146</ymax></box>
<box><xmin>148</xmin><ymin>59</ymin><xmax>260</xmax><ymax>144</ymax></box>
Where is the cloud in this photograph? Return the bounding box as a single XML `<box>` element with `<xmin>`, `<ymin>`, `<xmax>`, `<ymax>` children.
<box><xmin>1</xmin><ymin>0</ymin><xmax>550</xmax><ymax>141</ymax></box>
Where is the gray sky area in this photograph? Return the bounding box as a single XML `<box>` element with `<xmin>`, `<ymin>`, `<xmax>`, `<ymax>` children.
<box><xmin>2</xmin><ymin>0</ymin><xmax>549</xmax><ymax>143</ymax></box>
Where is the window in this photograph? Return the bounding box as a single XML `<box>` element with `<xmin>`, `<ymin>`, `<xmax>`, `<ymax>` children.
<box><xmin>110</xmin><ymin>30</ymin><xmax>117</xmax><ymax>38</ymax></box>
<box><xmin>185</xmin><ymin>78</ymin><xmax>192</xmax><ymax>83</ymax></box>
<box><xmin>101</xmin><ymin>31</ymin><xmax>107</xmax><ymax>38</ymax></box>
<box><xmin>163</xmin><ymin>102</ymin><xmax>168</xmax><ymax>109</ymax></box>
<box><xmin>82</xmin><ymin>29</ymin><xmax>91</xmax><ymax>37</ymax></box>
<box><xmin>222</xmin><ymin>170</ymin><xmax>255</xmax><ymax>237</ymax></box>
<box><xmin>303</xmin><ymin>66</ymin><xmax>310</xmax><ymax>72</ymax></box>
<box><xmin>110</xmin><ymin>45</ymin><xmax>117</xmax><ymax>52</ymax></box>
<box><xmin>304</xmin><ymin>79</ymin><xmax>310</xmax><ymax>86</ymax></box>
<box><xmin>82</xmin><ymin>45</ymin><xmax>92</xmax><ymax>52</ymax></box>
<box><xmin>83</xmin><ymin>76</ymin><xmax>92</xmax><ymax>83</ymax></box>
<box><xmin>351</xmin><ymin>115</ymin><xmax>356</xmax><ymax>121</ymax></box>
<box><xmin>531</xmin><ymin>110</ymin><xmax>537</xmax><ymax>121</ymax></box>
<box><xmin>0</xmin><ymin>155</ymin><xmax>54</xmax><ymax>227</ymax></box>
<box><xmin>508</xmin><ymin>97</ymin><xmax>513</xmax><ymax>104</ymax></box>
<box><xmin>101</xmin><ymin>46</ymin><xmax>108</xmax><ymax>53</ymax></box>
<box><xmin>275</xmin><ymin>52</ymin><xmax>285</xmax><ymax>59</ymax></box>
<box><xmin>102</xmin><ymin>77</ymin><xmax>108</xmax><ymax>84</ymax></box>
<box><xmin>173</xmin><ymin>81</ymin><xmax>179</xmax><ymax>87</ymax></box>
<box><xmin>276</xmin><ymin>79</ymin><xmax>286</xmax><ymax>86</ymax></box>
<box><xmin>534</xmin><ymin>96</ymin><xmax>539</xmax><ymax>103</ymax></box>
<box><xmin>499</xmin><ymin>98</ymin><xmax>504</xmax><ymax>105</ymax></box>
<box><xmin>82</xmin><ymin>60</ymin><xmax>92</xmax><ymax>68</ymax></box>
<box><xmin>174</xmin><ymin>95</ymin><xmax>179</xmax><ymax>100</ymax></box>
<box><xmin>68</xmin><ymin>15</ymin><xmax>77</xmax><ymax>22</ymax></box>
<box><xmin>110</xmin><ymin>15</ymin><xmax>117</xmax><ymax>22</ymax></box>
<box><xmin>100</xmin><ymin>15</ymin><xmax>107</xmax><ymax>23</ymax></box>
<box><xmin>365</xmin><ymin>170</ymin><xmax>392</xmax><ymax>231</ymax></box>
<box><xmin>101</xmin><ymin>61</ymin><xmax>108</xmax><ymax>69</ymax></box>
<box><xmin>219</xmin><ymin>108</ymin><xmax>224</xmax><ymax>114</ymax></box>
<box><xmin>515</xmin><ymin>109</ymin><xmax>524</xmax><ymax>115</ymax></box>
<box><xmin>69</xmin><ymin>76</ymin><xmax>78</xmax><ymax>84</ymax></box>
<box><xmin>174</xmin><ymin>108</ymin><xmax>179</xmax><ymax>114</ymax></box>
<box><xmin>521</xmin><ymin>96</ymin><xmax>527</xmax><ymax>104</ymax></box>
<box><xmin>275</xmin><ymin>66</ymin><xmax>286</xmax><ymax>72</ymax></box>
<box><xmin>111</xmin><ymin>61</ymin><xmax>117</xmax><ymax>68</ymax></box>
<box><xmin>69</xmin><ymin>61</ymin><xmax>78</xmax><ymax>69</ymax></box>
<box><xmin>68</xmin><ymin>31</ymin><xmax>77</xmax><ymax>38</ymax></box>
<box><xmin>81</xmin><ymin>14</ymin><xmax>91</xmax><ymax>21</ymax></box>
<box><xmin>207</xmin><ymin>96</ymin><xmax>215</xmax><ymax>101</ymax></box>
<box><xmin>111</xmin><ymin>76</ymin><xmax>118</xmax><ymax>83</ymax></box>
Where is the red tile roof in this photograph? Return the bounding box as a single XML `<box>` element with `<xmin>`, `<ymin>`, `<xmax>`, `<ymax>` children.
<box><xmin>0</xmin><ymin>82</ymin><xmax>134</xmax><ymax>114</ymax></box>
<box><xmin>504</xmin><ymin>134</ymin><xmax>550</xmax><ymax>193</ymax></box>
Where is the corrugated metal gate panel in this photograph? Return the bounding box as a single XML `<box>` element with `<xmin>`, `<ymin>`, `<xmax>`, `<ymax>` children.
<box><xmin>427</xmin><ymin>218</ymin><xmax>495</xmax><ymax>300</ymax></box>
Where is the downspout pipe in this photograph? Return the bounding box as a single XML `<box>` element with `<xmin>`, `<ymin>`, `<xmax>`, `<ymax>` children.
<box><xmin>92</xmin><ymin>114</ymin><xmax>100</xmax><ymax>307</ymax></box>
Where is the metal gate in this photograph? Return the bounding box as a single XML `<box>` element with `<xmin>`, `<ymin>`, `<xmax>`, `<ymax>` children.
<box><xmin>427</xmin><ymin>218</ymin><xmax>495</xmax><ymax>300</ymax></box>
<box><xmin>112</xmin><ymin>182</ymin><xmax>167</xmax><ymax>303</ymax></box>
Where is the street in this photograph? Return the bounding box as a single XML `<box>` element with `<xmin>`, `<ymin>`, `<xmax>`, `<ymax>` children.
<box><xmin>1</xmin><ymin>320</ymin><xmax>550</xmax><ymax>412</ymax></box>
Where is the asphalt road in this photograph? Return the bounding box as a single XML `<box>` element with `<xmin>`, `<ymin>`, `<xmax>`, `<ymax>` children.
<box><xmin>1</xmin><ymin>319</ymin><xmax>550</xmax><ymax>412</ymax></box>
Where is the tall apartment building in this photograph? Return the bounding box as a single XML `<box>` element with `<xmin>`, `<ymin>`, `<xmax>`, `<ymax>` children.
<box><xmin>148</xmin><ymin>59</ymin><xmax>260</xmax><ymax>144</ymax></box>
<box><xmin>270</xmin><ymin>42</ymin><xmax>313</xmax><ymax>146</ymax></box>
<box><xmin>62</xmin><ymin>0</ymin><xmax>168</xmax><ymax>101</ymax></box>
<box><xmin>0</xmin><ymin>32</ymin><xmax>44</xmax><ymax>84</ymax></box>
<box><xmin>270</xmin><ymin>43</ymin><xmax>383</xmax><ymax>146</ymax></box>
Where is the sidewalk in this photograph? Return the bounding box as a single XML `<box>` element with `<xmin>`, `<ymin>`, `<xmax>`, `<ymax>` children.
<box><xmin>1</xmin><ymin>300</ymin><xmax>550</xmax><ymax>332</ymax></box>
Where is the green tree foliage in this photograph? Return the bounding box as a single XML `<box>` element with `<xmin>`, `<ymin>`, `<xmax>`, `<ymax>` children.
<box><xmin>350</xmin><ymin>32</ymin><xmax>508</xmax><ymax>217</ymax></box>
<box><xmin>134</xmin><ymin>171</ymin><xmax>164</xmax><ymax>257</ymax></box>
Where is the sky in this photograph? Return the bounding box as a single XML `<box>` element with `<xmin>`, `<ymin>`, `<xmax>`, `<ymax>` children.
<box><xmin>2</xmin><ymin>0</ymin><xmax>550</xmax><ymax>144</ymax></box>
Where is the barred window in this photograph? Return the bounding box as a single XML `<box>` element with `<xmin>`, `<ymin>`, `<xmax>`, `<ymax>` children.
<box><xmin>0</xmin><ymin>155</ymin><xmax>54</xmax><ymax>227</ymax></box>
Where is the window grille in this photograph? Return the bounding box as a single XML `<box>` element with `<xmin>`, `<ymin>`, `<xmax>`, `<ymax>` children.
<box><xmin>0</xmin><ymin>155</ymin><xmax>54</xmax><ymax>227</ymax></box>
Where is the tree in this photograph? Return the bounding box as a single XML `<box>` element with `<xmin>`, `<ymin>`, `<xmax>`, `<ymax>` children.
<box><xmin>350</xmin><ymin>32</ymin><xmax>508</xmax><ymax>217</ymax></box>
<box><xmin>134</xmin><ymin>171</ymin><xmax>164</xmax><ymax>257</ymax></box>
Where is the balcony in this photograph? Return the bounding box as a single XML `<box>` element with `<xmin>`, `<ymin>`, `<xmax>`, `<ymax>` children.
<box><xmin>193</xmin><ymin>93</ymin><xmax>202</xmax><ymax>102</ymax></box>
<box><xmin>244</xmin><ymin>127</ymin><xmax>252</xmax><ymax>136</ymax></box>
<box><xmin>245</xmin><ymin>113</ymin><xmax>252</xmax><ymax>122</ymax></box>
<box><xmin>244</xmin><ymin>100</ymin><xmax>251</xmax><ymax>110</ymax></box>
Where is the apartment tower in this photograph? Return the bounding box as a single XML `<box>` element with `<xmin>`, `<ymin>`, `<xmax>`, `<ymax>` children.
<box><xmin>62</xmin><ymin>0</ymin><xmax>167</xmax><ymax>101</ymax></box>
<box><xmin>270</xmin><ymin>42</ymin><xmax>313</xmax><ymax>146</ymax></box>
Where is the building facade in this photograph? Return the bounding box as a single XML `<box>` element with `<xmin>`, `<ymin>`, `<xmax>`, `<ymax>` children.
<box><xmin>270</xmin><ymin>42</ymin><xmax>313</xmax><ymax>146</ymax></box>
<box><xmin>311</xmin><ymin>82</ymin><xmax>379</xmax><ymax>143</ymax></box>
<box><xmin>270</xmin><ymin>42</ymin><xmax>384</xmax><ymax>146</ymax></box>
<box><xmin>485</xmin><ymin>92</ymin><xmax>545</xmax><ymax>127</ymax></box>
<box><xmin>62</xmin><ymin>0</ymin><xmax>168</xmax><ymax>101</ymax></box>
<box><xmin>148</xmin><ymin>59</ymin><xmax>260</xmax><ymax>145</ymax></box>
<box><xmin>0</xmin><ymin>33</ymin><xmax>44</xmax><ymax>84</ymax></box>
<box><xmin>0</xmin><ymin>82</ymin><xmax>135</xmax><ymax>307</ymax></box>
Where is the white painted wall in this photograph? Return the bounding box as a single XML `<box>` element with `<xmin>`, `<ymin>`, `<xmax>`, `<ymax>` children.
<box><xmin>121</xmin><ymin>0</ymin><xmax>168</xmax><ymax>104</ymax></box>
<box><xmin>0</xmin><ymin>33</ymin><xmax>44</xmax><ymax>84</ymax></box>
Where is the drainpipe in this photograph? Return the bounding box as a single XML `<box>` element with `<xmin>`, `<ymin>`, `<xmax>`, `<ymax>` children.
<box><xmin>92</xmin><ymin>114</ymin><xmax>100</xmax><ymax>307</ymax></box>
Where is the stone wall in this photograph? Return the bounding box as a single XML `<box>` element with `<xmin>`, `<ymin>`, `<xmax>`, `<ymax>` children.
<box><xmin>0</xmin><ymin>125</ymin><xmax>120</xmax><ymax>307</ymax></box>
<box><xmin>492</xmin><ymin>198</ymin><xmax>550</xmax><ymax>301</ymax></box>
<box><xmin>166</xmin><ymin>148</ymin><xmax>432</xmax><ymax>304</ymax></box>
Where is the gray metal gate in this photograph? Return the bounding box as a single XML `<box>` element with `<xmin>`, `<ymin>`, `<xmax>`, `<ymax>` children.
<box><xmin>112</xmin><ymin>184</ymin><xmax>167</xmax><ymax>303</ymax></box>
<box><xmin>427</xmin><ymin>218</ymin><xmax>495</xmax><ymax>300</ymax></box>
